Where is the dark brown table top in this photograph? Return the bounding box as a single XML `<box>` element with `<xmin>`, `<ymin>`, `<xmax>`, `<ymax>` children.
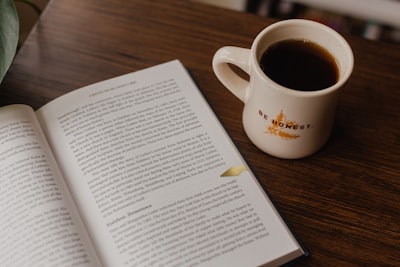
<box><xmin>1</xmin><ymin>0</ymin><xmax>399</xmax><ymax>266</ymax></box>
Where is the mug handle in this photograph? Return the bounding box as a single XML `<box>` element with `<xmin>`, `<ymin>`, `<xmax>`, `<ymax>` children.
<box><xmin>212</xmin><ymin>46</ymin><xmax>251</xmax><ymax>103</ymax></box>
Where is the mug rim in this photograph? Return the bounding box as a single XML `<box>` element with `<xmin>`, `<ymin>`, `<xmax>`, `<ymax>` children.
<box><xmin>251</xmin><ymin>19</ymin><xmax>354</xmax><ymax>97</ymax></box>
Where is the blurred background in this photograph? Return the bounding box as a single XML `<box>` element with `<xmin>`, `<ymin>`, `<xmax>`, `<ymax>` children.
<box><xmin>15</xmin><ymin>0</ymin><xmax>47</xmax><ymax>45</ymax></box>
<box><xmin>18</xmin><ymin>0</ymin><xmax>400</xmax><ymax>44</ymax></box>
<box><xmin>195</xmin><ymin>0</ymin><xmax>400</xmax><ymax>43</ymax></box>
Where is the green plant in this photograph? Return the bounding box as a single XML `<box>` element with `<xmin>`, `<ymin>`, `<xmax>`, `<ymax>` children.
<box><xmin>0</xmin><ymin>0</ymin><xmax>41</xmax><ymax>83</ymax></box>
<box><xmin>0</xmin><ymin>0</ymin><xmax>19</xmax><ymax>83</ymax></box>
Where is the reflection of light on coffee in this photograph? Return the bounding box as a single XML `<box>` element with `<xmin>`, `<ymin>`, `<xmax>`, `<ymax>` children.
<box><xmin>265</xmin><ymin>110</ymin><xmax>302</xmax><ymax>140</ymax></box>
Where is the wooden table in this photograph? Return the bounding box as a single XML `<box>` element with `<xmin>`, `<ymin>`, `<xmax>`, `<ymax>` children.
<box><xmin>1</xmin><ymin>0</ymin><xmax>399</xmax><ymax>265</ymax></box>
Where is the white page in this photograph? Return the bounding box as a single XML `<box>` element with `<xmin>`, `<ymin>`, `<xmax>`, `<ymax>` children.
<box><xmin>0</xmin><ymin>105</ymin><xmax>102</xmax><ymax>267</ymax></box>
<box><xmin>37</xmin><ymin>60</ymin><xmax>304</xmax><ymax>267</ymax></box>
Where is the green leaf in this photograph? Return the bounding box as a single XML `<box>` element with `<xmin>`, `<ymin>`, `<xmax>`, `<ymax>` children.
<box><xmin>0</xmin><ymin>0</ymin><xmax>19</xmax><ymax>83</ymax></box>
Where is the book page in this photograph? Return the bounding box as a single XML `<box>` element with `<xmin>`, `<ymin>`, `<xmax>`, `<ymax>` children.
<box><xmin>0</xmin><ymin>105</ymin><xmax>102</xmax><ymax>267</ymax></box>
<box><xmin>37</xmin><ymin>60</ymin><xmax>304</xmax><ymax>267</ymax></box>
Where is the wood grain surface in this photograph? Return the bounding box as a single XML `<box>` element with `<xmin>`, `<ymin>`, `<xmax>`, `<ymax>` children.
<box><xmin>1</xmin><ymin>0</ymin><xmax>399</xmax><ymax>266</ymax></box>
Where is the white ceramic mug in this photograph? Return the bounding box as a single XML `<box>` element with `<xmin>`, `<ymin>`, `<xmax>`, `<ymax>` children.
<box><xmin>212</xmin><ymin>19</ymin><xmax>353</xmax><ymax>159</ymax></box>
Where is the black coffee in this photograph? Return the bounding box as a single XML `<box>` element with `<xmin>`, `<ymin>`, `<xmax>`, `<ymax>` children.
<box><xmin>259</xmin><ymin>39</ymin><xmax>339</xmax><ymax>91</ymax></box>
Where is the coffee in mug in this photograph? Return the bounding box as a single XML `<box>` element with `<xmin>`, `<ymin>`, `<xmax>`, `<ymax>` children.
<box><xmin>259</xmin><ymin>39</ymin><xmax>339</xmax><ymax>91</ymax></box>
<box><xmin>212</xmin><ymin>19</ymin><xmax>354</xmax><ymax>159</ymax></box>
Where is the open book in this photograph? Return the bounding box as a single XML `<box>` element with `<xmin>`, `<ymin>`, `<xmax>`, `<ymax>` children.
<box><xmin>0</xmin><ymin>60</ymin><xmax>307</xmax><ymax>267</ymax></box>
